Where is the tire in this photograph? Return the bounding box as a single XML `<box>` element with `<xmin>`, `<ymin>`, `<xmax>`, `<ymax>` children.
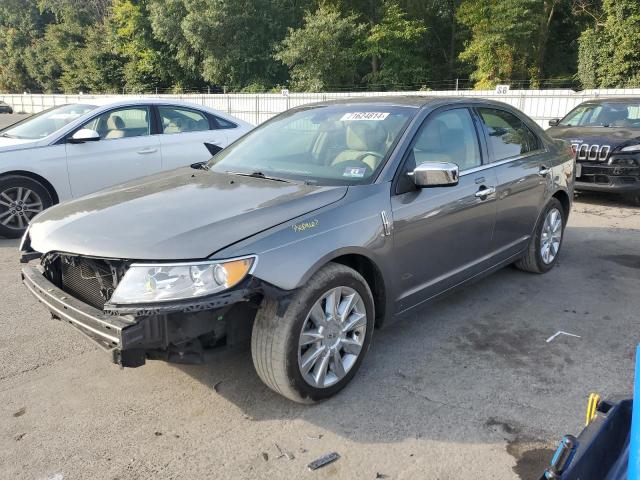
<box><xmin>251</xmin><ymin>262</ymin><xmax>375</xmax><ymax>403</ymax></box>
<box><xmin>0</xmin><ymin>175</ymin><xmax>53</xmax><ymax>239</ymax></box>
<box><xmin>515</xmin><ymin>197</ymin><xmax>566</xmax><ymax>274</ymax></box>
<box><xmin>623</xmin><ymin>192</ymin><xmax>640</xmax><ymax>206</ymax></box>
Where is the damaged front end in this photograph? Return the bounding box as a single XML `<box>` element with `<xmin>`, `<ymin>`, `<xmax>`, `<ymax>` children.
<box><xmin>21</xmin><ymin>250</ymin><xmax>291</xmax><ymax>368</ymax></box>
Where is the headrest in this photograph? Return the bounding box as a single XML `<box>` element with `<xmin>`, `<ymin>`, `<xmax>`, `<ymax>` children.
<box><xmin>107</xmin><ymin>115</ymin><xmax>125</xmax><ymax>129</ymax></box>
<box><xmin>346</xmin><ymin>122</ymin><xmax>387</xmax><ymax>151</ymax></box>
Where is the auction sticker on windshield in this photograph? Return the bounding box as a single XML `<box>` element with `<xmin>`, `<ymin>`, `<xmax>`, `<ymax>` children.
<box><xmin>343</xmin><ymin>166</ymin><xmax>366</xmax><ymax>178</ymax></box>
<box><xmin>340</xmin><ymin>112</ymin><xmax>389</xmax><ymax>121</ymax></box>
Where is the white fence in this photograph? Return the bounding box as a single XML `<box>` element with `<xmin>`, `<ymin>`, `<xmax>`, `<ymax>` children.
<box><xmin>3</xmin><ymin>88</ymin><xmax>640</xmax><ymax>128</ymax></box>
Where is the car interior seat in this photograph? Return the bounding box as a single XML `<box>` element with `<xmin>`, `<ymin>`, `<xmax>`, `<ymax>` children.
<box><xmin>332</xmin><ymin>122</ymin><xmax>388</xmax><ymax>170</ymax></box>
<box><xmin>413</xmin><ymin>120</ymin><xmax>471</xmax><ymax>170</ymax></box>
<box><xmin>104</xmin><ymin>115</ymin><xmax>126</xmax><ymax>139</ymax></box>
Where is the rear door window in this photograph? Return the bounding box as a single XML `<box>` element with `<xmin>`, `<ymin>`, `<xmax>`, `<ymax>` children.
<box><xmin>477</xmin><ymin>108</ymin><xmax>540</xmax><ymax>162</ymax></box>
<box><xmin>158</xmin><ymin>106</ymin><xmax>211</xmax><ymax>134</ymax></box>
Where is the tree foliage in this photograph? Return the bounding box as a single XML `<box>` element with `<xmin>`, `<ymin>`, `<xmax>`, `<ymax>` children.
<box><xmin>0</xmin><ymin>0</ymin><xmax>637</xmax><ymax>93</ymax></box>
<box><xmin>578</xmin><ymin>0</ymin><xmax>640</xmax><ymax>88</ymax></box>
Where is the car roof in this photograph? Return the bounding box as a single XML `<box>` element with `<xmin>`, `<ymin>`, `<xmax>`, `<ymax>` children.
<box><xmin>76</xmin><ymin>97</ymin><xmax>210</xmax><ymax>108</ymax></box>
<box><xmin>296</xmin><ymin>95</ymin><xmax>516</xmax><ymax>110</ymax></box>
<box><xmin>576</xmin><ymin>96</ymin><xmax>640</xmax><ymax>106</ymax></box>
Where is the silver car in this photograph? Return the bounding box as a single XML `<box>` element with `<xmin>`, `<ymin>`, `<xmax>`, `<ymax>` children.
<box><xmin>21</xmin><ymin>97</ymin><xmax>574</xmax><ymax>403</ymax></box>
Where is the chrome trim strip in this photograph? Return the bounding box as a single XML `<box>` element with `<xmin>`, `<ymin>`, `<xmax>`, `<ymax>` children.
<box><xmin>460</xmin><ymin>150</ymin><xmax>543</xmax><ymax>177</ymax></box>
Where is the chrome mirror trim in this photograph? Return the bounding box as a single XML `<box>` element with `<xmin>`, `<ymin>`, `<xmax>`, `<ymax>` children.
<box><xmin>410</xmin><ymin>161</ymin><xmax>459</xmax><ymax>188</ymax></box>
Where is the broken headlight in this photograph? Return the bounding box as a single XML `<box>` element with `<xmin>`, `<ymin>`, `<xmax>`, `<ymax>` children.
<box><xmin>109</xmin><ymin>256</ymin><xmax>256</xmax><ymax>304</ymax></box>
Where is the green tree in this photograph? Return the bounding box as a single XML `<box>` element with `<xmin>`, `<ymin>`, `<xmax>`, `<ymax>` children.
<box><xmin>360</xmin><ymin>1</ymin><xmax>427</xmax><ymax>88</ymax></box>
<box><xmin>578</xmin><ymin>0</ymin><xmax>640</xmax><ymax>88</ymax></box>
<box><xmin>275</xmin><ymin>5</ymin><xmax>364</xmax><ymax>91</ymax></box>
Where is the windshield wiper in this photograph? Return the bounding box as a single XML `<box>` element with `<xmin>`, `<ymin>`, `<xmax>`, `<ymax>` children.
<box><xmin>226</xmin><ymin>171</ymin><xmax>292</xmax><ymax>183</ymax></box>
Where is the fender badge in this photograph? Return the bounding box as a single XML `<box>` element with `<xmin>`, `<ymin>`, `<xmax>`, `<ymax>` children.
<box><xmin>292</xmin><ymin>219</ymin><xmax>319</xmax><ymax>233</ymax></box>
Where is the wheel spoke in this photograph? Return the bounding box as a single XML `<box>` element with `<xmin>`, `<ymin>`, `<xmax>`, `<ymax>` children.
<box><xmin>342</xmin><ymin>312</ymin><xmax>366</xmax><ymax>333</ymax></box>
<box><xmin>300</xmin><ymin>345</ymin><xmax>325</xmax><ymax>375</ymax></box>
<box><xmin>0</xmin><ymin>192</ymin><xmax>13</xmax><ymax>203</ymax></box>
<box><xmin>341</xmin><ymin>337</ymin><xmax>362</xmax><ymax>356</ymax></box>
<box><xmin>324</xmin><ymin>287</ymin><xmax>341</xmax><ymax>318</ymax></box>
<box><xmin>331</xmin><ymin>349</ymin><xmax>346</xmax><ymax>378</ymax></box>
<box><xmin>21</xmin><ymin>188</ymin><xmax>33</xmax><ymax>203</ymax></box>
<box><xmin>309</xmin><ymin>303</ymin><xmax>328</xmax><ymax>328</ymax></box>
<box><xmin>0</xmin><ymin>199</ymin><xmax>10</xmax><ymax>208</ymax></box>
<box><xmin>338</xmin><ymin>293</ymin><xmax>357</xmax><ymax>323</ymax></box>
<box><xmin>1</xmin><ymin>212</ymin><xmax>16</xmax><ymax>226</ymax></box>
<box><xmin>299</xmin><ymin>329</ymin><xmax>323</xmax><ymax>347</ymax></box>
<box><xmin>313</xmin><ymin>353</ymin><xmax>330</xmax><ymax>387</ymax></box>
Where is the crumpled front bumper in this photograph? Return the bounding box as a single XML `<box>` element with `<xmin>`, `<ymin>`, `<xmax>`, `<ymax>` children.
<box><xmin>22</xmin><ymin>266</ymin><xmax>166</xmax><ymax>366</ymax></box>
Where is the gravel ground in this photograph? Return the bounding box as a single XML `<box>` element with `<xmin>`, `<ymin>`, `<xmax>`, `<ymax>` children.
<box><xmin>0</xmin><ymin>192</ymin><xmax>638</xmax><ymax>480</ymax></box>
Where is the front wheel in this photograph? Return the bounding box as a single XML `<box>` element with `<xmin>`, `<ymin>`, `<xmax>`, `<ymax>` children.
<box><xmin>0</xmin><ymin>175</ymin><xmax>53</xmax><ymax>239</ymax></box>
<box><xmin>251</xmin><ymin>263</ymin><xmax>375</xmax><ymax>403</ymax></box>
<box><xmin>515</xmin><ymin>198</ymin><xmax>566</xmax><ymax>274</ymax></box>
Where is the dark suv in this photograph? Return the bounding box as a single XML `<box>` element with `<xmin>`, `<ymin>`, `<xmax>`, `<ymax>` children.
<box><xmin>547</xmin><ymin>97</ymin><xmax>640</xmax><ymax>204</ymax></box>
<box><xmin>21</xmin><ymin>97</ymin><xmax>574</xmax><ymax>403</ymax></box>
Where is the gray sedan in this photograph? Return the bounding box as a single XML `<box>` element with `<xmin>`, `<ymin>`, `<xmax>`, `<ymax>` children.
<box><xmin>20</xmin><ymin>97</ymin><xmax>574</xmax><ymax>403</ymax></box>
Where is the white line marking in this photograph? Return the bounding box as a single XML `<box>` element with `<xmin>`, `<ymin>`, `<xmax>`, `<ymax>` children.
<box><xmin>546</xmin><ymin>331</ymin><xmax>581</xmax><ymax>343</ymax></box>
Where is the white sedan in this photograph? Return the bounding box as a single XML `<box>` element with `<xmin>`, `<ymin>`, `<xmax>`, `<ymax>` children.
<box><xmin>0</xmin><ymin>98</ymin><xmax>252</xmax><ymax>238</ymax></box>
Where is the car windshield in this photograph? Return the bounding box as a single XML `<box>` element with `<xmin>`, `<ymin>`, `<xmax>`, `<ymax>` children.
<box><xmin>559</xmin><ymin>101</ymin><xmax>640</xmax><ymax>128</ymax></box>
<box><xmin>0</xmin><ymin>104</ymin><xmax>97</xmax><ymax>139</ymax></box>
<box><xmin>208</xmin><ymin>105</ymin><xmax>415</xmax><ymax>185</ymax></box>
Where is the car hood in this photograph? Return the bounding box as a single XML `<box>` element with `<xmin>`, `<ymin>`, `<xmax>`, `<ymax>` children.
<box><xmin>0</xmin><ymin>136</ymin><xmax>40</xmax><ymax>152</ymax></box>
<box><xmin>547</xmin><ymin>126</ymin><xmax>640</xmax><ymax>148</ymax></box>
<box><xmin>28</xmin><ymin>168</ymin><xmax>347</xmax><ymax>260</ymax></box>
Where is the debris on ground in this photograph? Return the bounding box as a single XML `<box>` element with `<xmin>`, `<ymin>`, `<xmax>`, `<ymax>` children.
<box><xmin>274</xmin><ymin>443</ymin><xmax>295</xmax><ymax>460</ymax></box>
<box><xmin>261</xmin><ymin>452</ymin><xmax>269</xmax><ymax>462</ymax></box>
<box><xmin>12</xmin><ymin>407</ymin><xmax>26</xmax><ymax>418</ymax></box>
<box><xmin>14</xmin><ymin>433</ymin><xmax>25</xmax><ymax>441</ymax></box>
<box><xmin>213</xmin><ymin>381</ymin><xmax>223</xmax><ymax>392</ymax></box>
<box><xmin>308</xmin><ymin>452</ymin><xmax>340</xmax><ymax>471</ymax></box>
<box><xmin>376</xmin><ymin>473</ymin><xmax>389</xmax><ymax>479</ymax></box>
<box><xmin>305</xmin><ymin>433</ymin><xmax>323</xmax><ymax>440</ymax></box>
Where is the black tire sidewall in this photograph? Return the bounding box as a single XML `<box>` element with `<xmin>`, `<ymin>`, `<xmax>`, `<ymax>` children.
<box><xmin>533</xmin><ymin>198</ymin><xmax>565</xmax><ymax>273</ymax></box>
<box><xmin>0</xmin><ymin>176</ymin><xmax>53</xmax><ymax>238</ymax></box>
<box><xmin>284</xmin><ymin>267</ymin><xmax>375</xmax><ymax>402</ymax></box>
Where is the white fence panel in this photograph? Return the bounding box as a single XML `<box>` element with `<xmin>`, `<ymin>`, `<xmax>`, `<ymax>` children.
<box><xmin>2</xmin><ymin>88</ymin><xmax>640</xmax><ymax>127</ymax></box>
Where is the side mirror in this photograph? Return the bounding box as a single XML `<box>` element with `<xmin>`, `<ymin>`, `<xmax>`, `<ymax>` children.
<box><xmin>409</xmin><ymin>162</ymin><xmax>459</xmax><ymax>188</ymax></box>
<box><xmin>69</xmin><ymin>129</ymin><xmax>100</xmax><ymax>143</ymax></box>
<box><xmin>548</xmin><ymin>118</ymin><xmax>560</xmax><ymax>127</ymax></box>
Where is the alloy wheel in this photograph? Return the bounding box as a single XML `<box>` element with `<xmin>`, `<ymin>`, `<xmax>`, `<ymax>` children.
<box><xmin>0</xmin><ymin>187</ymin><xmax>44</xmax><ymax>231</ymax></box>
<box><xmin>298</xmin><ymin>286</ymin><xmax>367</xmax><ymax>388</ymax></box>
<box><xmin>540</xmin><ymin>207</ymin><xmax>562</xmax><ymax>264</ymax></box>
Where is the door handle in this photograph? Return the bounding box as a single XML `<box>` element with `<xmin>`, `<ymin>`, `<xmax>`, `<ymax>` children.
<box><xmin>539</xmin><ymin>166</ymin><xmax>552</xmax><ymax>176</ymax></box>
<box><xmin>475</xmin><ymin>186</ymin><xmax>496</xmax><ymax>198</ymax></box>
<box><xmin>137</xmin><ymin>148</ymin><xmax>157</xmax><ymax>154</ymax></box>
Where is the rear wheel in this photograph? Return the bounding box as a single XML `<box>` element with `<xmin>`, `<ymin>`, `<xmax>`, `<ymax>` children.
<box><xmin>0</xmin><ymin>175</ymin><xmax>53</xmax><ymax>239</ymax></box>
<box><xmin>623</xmin><ymin>192</ymin><xmax>640</xmax><ymax>206</ymax></box>
<box><xmin>515</xmin><ymin>197</ymin><xmax>565</xmax><ymax>274</ymax></box>
<box><xmin>251</xmin><ymin>263</ymin><xmax>374</xmax><ymax>403</ymax></box>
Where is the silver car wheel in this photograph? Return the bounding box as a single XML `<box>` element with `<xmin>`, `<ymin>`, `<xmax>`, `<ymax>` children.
<box><xmin>298</xmin><ymin>286</ymin><xmax>367</xmax><ymax>389</ymax></box>
<box><xmin>0</xmin><ymin>187</ymin><xmax>44</xmax><ymax>230</ymax></box>
<box><xmin>540</xmin><ymin>207</ymin><xmax>562</xmax><ymax>264</ymax></box>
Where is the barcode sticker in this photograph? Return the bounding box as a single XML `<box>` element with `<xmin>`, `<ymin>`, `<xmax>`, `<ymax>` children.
<box><xmin>340</xmin><ymin>112</ymin><xmax>389</xmax><ymax>121</ymax></box>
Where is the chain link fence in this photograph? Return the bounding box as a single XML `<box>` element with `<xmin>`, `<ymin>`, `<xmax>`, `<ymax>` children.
<box><xmin>2</xmin><ymin>88</ymin><xmax>640</xmax><ymax>128</ymax></box>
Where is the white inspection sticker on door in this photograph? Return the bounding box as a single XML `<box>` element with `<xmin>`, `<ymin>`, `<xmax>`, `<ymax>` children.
<box><xmin>340</xmin><ymin>112</ymin><xmax>390</xmax><ymax>121</ymax></box>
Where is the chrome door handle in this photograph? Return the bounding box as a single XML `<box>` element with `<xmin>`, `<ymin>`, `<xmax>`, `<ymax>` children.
<box><xmin>475</xmin><ymin>186</ymin><xmax>496</xmax><ymax>198</ymax></box>
<box><xmin>539</xmin><ymin>166</ymin><xmax>551</xmax><ymax>176</ymax></box>
<box><xmin>137</xmin><ymin>148</ymin><xmax>157</xmax><ymax>154</ymax></box>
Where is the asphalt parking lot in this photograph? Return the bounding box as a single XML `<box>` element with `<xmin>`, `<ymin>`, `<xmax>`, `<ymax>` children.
<box><xmin>0</xmin><ymin>193</ymin><xmax>637</xmax><ymax>480</ymax></box>
<box><xmin>0</xmin><ymin>113</ymin><xmax>28</xmax><ymax>129</ymax></box>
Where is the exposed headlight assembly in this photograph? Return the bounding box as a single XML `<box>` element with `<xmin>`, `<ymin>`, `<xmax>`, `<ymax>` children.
<box><xmin>110</xmin><ymin>256</ymin><xmax>256</xmax><ymax>304</ymax></box>
<box><xmin>620</xmin><ymin>144</ymin><xmax>640</xmax><ymax>152</ymax></box>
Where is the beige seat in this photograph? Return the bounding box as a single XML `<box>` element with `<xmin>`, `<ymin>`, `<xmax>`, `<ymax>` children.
<box><xmin>104</xmin><ymin>115</ymin><xmax>126</xmax><ymax>139</ymax></box>
<box><xmin>332</xmin><ymin>122</ymin><xmax>388</xmax><ymax>170</ymax></box>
